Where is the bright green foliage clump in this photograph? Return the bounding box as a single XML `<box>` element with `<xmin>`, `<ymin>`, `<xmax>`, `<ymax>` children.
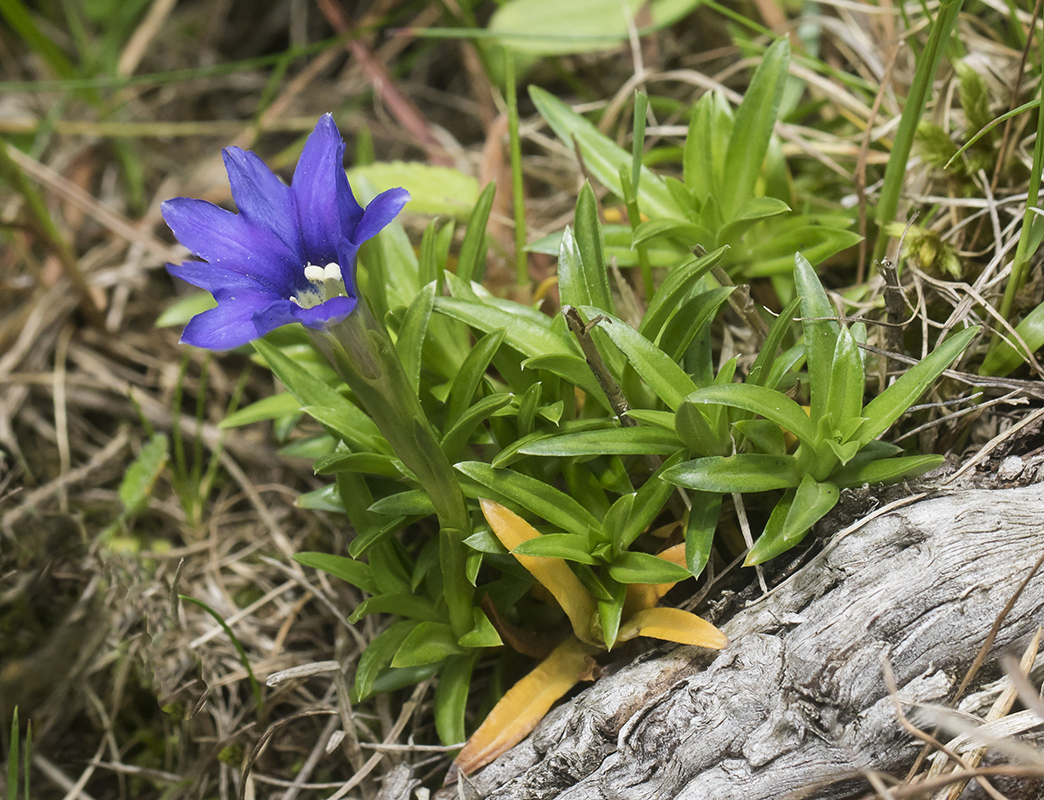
<box><xmin>526</xmin><ymin>39</ymin><xmax>860</xmax><ymax>288</ymax></box>
<box><xmin>205</xmin><ymin>41</ymin><xmax>978</xmax><ymax>749</ymax></box>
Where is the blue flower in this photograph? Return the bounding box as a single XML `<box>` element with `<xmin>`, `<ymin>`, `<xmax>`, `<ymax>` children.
<box><xmin>162</xmin><ymin>114</ymin><xmax>409</xmax><ymax>350</ymax></box>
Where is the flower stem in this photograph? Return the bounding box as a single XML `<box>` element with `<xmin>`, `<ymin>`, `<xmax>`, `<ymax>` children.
<box><xmin>310</xmin><ymin>300</ymin><xmax>474</xmax><ymax>637</ymax></box>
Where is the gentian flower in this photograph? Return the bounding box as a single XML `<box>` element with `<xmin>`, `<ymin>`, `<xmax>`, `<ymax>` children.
<box><xmin>162</xmin><ymin>114</ymin><xmax>409</xmax><ymax>350</ymax></box>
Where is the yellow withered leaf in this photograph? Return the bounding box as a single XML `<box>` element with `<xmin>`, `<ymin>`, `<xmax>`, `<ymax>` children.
<box><xmin>617</xmin><ymin>607</ymin><xmax>728</xmax><ymax>649</ymax></box>
<box><xmin>454</xmin><ymin>638</ymin><xmax>598</xmax><ymax>775</ymax></box>
<box><xmin>480</xmin><ymin>499</ymin><xmax>599</xmax><ymax>644</ymax></box>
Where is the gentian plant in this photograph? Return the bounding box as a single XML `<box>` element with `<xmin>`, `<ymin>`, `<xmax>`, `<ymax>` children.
<box><xmin>163</xmin><ymin>98</ymin><xmax>977</xmax><ymax>780</ymax></box>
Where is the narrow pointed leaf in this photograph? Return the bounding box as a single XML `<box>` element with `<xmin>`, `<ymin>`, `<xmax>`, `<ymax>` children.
<box><xmin>683</xmin><ymin>383</ymin><xmax>818</xmax><ymax>448</ymax></box>
<box><xmin>459</xmin><ymin>463</ymin><xmax>601</xmax><ymax>535</ymax></box>
<box><xmin>794</xmin><ymin>252</ymin><xmax>839</xmax><ymax>420</ymax></box>
<box><xmin>664</xmin><ymin>454</ymin><xmax>802</xmax><ymax>493</ymax></box>
<box><xmin>857</xmin><ymin>327</ymin><xmax>979</xmax><ymax>446</ymax></box>
<box><xmin>454</xmin><ymin>638</ymin><xmax>598</xmax><ymax>774</ymax></box>
<box><xmin>530</xmin><ymin>86</ymin><xmax>684</xmax><ymax>219</ymax></box>
<box><xmin>480</xmin><ymin>499</ymin><xmax>599</xmax><ymax>643</ymax></box>
<box><xmin>581</xmin><ymin>307</ymin><xmax>697</xmax><ymax>410</ymax></box>
<box><xmin>720</xmin><ymin>38</ymin><xmax>790</xmax><ymax>219</ymax></box>
<box><xmin>617</xmin><ymin>607</ymin><xmax>728</xmax><ymax>648</ymax></box>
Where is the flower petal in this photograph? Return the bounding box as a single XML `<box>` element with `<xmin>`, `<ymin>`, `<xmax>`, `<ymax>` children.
<box><xmin>222</xmin><ymin>147</ymin><xmax>302</xmax><ymax>259</ymax></box>
<box><xmin>161</xmin><ymin>198</ymin><xmax>298</xmax><ymax>294</ymax></box>
<box><xmin>291</xmin><ymin>114</ymin><xmax>361</xmax><ymax>265</ymax></box>
<box><xmin>167</xmin><ymin>260</ymin><xmax>273</xmax><ymax>297</ymax></box>
<box><xmin>350</xmin><ymin>187</ymin><xmax>410</xmax><ymax>246</ymax></box>
<box><xmin>179</xmin><ymin>293</ymin><xmax>275</xmax><ymax>350</ymax></box>
<box><xmin>293</xmin><ymin>295</ymin><xmax>357</xmax><ymax>330</ymax></box>
<box><xmin>247</xmin><ymin>295</ymin><xmax>357</xmax><ymax>339</ymax></box>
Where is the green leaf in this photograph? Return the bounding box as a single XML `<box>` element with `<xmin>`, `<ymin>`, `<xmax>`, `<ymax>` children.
<box><xmin>794</xmin><ymin>251</ymin><xmax>839</xmax><ymax>420</ymax></box>
<box><xmin>675</xmin><ymin>398</ymin><xmax>729</xmax><ymax>456</ymax></box>
<box><xmin>521</xmin><ymin>354</ymin><xmax>613</xmax><ymax>413</ymax></box>
<box><xmin>354</xmin><ymin>620</ymin><xmax>417</xmax><ymax>699</ymax></box>
<box><xmin>446</xmin><ymin>328</ymin><xmax>506</xmax><ymax>428</ymax></box>
<box><xmin>686</xmin><ymin>491</ymin><xmax>721</xmax><ymax>576</ymax></box>
<box><xmin>631</xmin><ymin>218</ymin><xmax>716</xmax><ymax>249</ymax></box>
<box><xmin>608</xmin><ymin>551</ymin><xmax>692</xmax><ymax>584</ymax></box>
<box><xmin>459</xmin><ymin>607</ymin><xmax>504</xmax><ymax>648</ymax></box>
<box><xmin>684</xmin><ymin>90</ymin><xmax>732</xmax><ymax>202</ymax></box>
<box><xmin>392</xmin><ymin>621</ymin><xmax>467</xmax><ymax>667</ymax></box>
<box><xmin>745</xmin><ymin>476</ymin><xmax>839</xmax><ymax>565</ymax></box>
<box><xmin>640</xmin><ymin>247</ymin><xmax>728</xmax><ymax>340</ymax></box>
<box><xmin>253</xmin><ymin>339</ymin><xmax>384</xmax><ymax>451</ymax></box>
<box><xmin>831</xmin><ymin>454</ymin><xmax>943</xmax><ymax>488</ymax></box>
<box><xmin>658</xmin><ymin>287</ymin><xmax>734</xmax><ymax>363</ymax></box>
<box><xmin>581</xmin><ymin>307</ymin><xmax>697</xmax><ymax>410</ymax></box>
<box><xmin>826</xmin><ymin>325</ymin><xmax>865</xmax><ymax>429</ymax></box>
<box><xmin>718</xmin><ymin>196</ymin><xmax>791</xmax><ymax>243</ymax></box>
<box><xmin>418</xmin><ymin>219</ymin><xmax>441</xmax><ymax>288</ymax></box>
<box><xmin>395</xmin><ymin>281</ymin><xmax>436</xmax><ymax>394</ymax></box>
<box><xmin>598</xmin><ymin>580</ymin><xmax>627</xmax><ymax>649</ymax></box>
<box><xmin>530</xmin><ymin>86</ymin><xmax>685</xmax><ymax>220</ymax></box>
<box><xmin>980</xmin><ymin>301</ymin><xmax>1044</xmax><ymax>376</ymax></box>
<box><xmin>314</xmin><ymin>451</ymin><xmax>406</xmax><ymax>478</ymax></box>
<box><xmin>489</xmin><ymin>0</ymin><xmax>698</xmax><ymax>55</ymax></box>
<box><xmin>570</xmin><ymin>183</ymin><xmax>614</xmax><ymax>312</ymax></box>
<box><xmin>513</xmin><ymin>533</ymin><xmax>600</xmax><ymax>564</ymax></box>
<box><xmin>743</xmin><ymin>220</ymin><xmax>862</xmax><ymax>278</ymax></box>
<box><xmin>441</xmin><ymin>393</ymin><xmax>515</xmax><ymax>460</ymax></box>
<box><xmin>433</xmin><ymin>296</ymin><xmax>603</xmax><ymax>398</ymax></box>
<box><xmin>296</xmin><ymin>483</ymin><xmax>345</xmax><ymax>513</ymax></box>
<box><xmin>157</xmin><ymin>291</ymin><xmax>217</xmax><ymax>328</ymax></box>
<box><xmin>456</xmin><ymin>461</ymin><xmax>601</xmax><ymax>536</ymax></box>
<box><xmin>220</xmin><ymin>392</ymin><xmax>300</xmax><ymax>428</ymax></box>
<box><xmin>721</xmin><ymin>38</ymin><xmax>790</xmax><ymax>220</ymax></box>
<box><xmin>457</xmin><ymin>182</ymin><xmax>497</xmax><ymax>283</ymax></box>
<box><xmin>295</xmin><ymin>552</ymin><xmax>378</xmax><ymax>595</ymax></box>
<box><xmin>433</xmin><ymin>653</ymin><xmax>477</xmax><ymax>746</ymax></box>
<box><xmin>368</xmin><ymin>490</ymin><xmax>434</xmax><ymax>516</ymax></box>
<box><xmin>301</xmin><ymin>404</ymin><xmax>387</xmax><ymax>455</ymax></box>
<box><xmin>346</xmin><ymin>162</ymin><xmax>479</xmax><ymax>219</ymax></box>
<box><xmin>748</xmin><ymin>297</ymin><xmax>799</xmax><ymax>387</ymax></box>
<box><xmin>529</xmin><ymin>224</ymin><xmax>687</xmax><ymax>267</ymax></box>
<box><xmin>733</xmin><ymin>419</ymin><xmax>786</xmax><ymax>455</ymax></box>
<box><xmin>663</xmin><ymin>454</ymin><xmax>802</xmax><ymax>493</ymax></box>
<box><xmin>349</xmin><ymin>593</ymin><xmax>443</xmax><ymax>624</ymax></box>
<box><xmin>684</xmin><ymin>383</ymin><xmax>818</xmax><ymax>449</ymax></box>
<box><xmin>519</xmin><ymin>426</ymin><xmax>683</xmax><ymax>457</ymax></box>
<box><xmin>857</xmin><ymin>327</ymin><xmax>978</xmax><ymax>446</ymax></box>
<box><xmin>557</xmin><ymin>225</ymin><xmax>587</xmax><ymax>310</ymax></box>
<box><xmin>615</xmin><ymin>452</ymin><xmax>688</xmax><ymax>550</ymax></box>
<box><xmin>119</xmin><ymin>433</ymin><xmax>168</xmax><ymax>514</ymax></box>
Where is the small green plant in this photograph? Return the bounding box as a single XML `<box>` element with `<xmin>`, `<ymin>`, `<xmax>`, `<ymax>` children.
<box><xmin>162</xmin><ymin>92</ymin><xmax>976</xmax><ymax>777</ymax></box>
<box><xmin>660</xmin><ymin>254</ymin><xmax>978</xmax><ymax>564</ymax></box>
<box><xmin>526</xmin><ymin>38</ymin><xmax>861</xmax><ymax>293</ymax></box>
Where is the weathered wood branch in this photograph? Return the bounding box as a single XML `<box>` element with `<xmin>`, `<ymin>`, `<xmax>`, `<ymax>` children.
<box><xmin>451</xmin><ymin>483</ymin><xmax>1044</xmax><ymax>799</ymax></box>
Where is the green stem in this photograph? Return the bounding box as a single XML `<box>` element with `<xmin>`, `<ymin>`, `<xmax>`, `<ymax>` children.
<box><xmin>504</xmin><ymin>49</ymin><xmax>528</xmax><ymax>285</ymax></box>
<box><xmin>311</xmin><ymin>300</ymin><xmax>474</xmax><ymax>637</ymax></box>
<box><xmin>872</xmin><ymin>0</ymin><xmax>964</xmax><ymax>265</ymax></box>
<box><xmin>997</xmin><ymin>15</ymin><xmax>1044</xmax><ymax>325</ymax></box>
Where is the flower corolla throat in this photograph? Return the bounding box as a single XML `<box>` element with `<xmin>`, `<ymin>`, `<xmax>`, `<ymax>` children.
<box><xmin>294</xmin><ymin>261</ymin><xmax>347</xmax><ymax>309</ymax></box>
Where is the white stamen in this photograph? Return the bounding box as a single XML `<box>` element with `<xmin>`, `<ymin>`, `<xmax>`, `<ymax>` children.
<box><xmin>291</xmin><ymin>260</ymin><xmax>348</xmax><ymax>310</ymax></box>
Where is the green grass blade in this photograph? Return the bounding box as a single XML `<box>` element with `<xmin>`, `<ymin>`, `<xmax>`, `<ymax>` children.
<box><xmin>180</xmin><ymin>596</ymin><xmax>263</xmax><ymax>713</ymax></box>
<box><xmin>873</xmin><ymin>0</ymin><xmax>965</xmax><ymax>263</ymax></box>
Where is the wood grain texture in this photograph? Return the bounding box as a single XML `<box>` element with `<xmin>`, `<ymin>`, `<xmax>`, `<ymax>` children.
<box><xmin>450</xmin><ymin>483</ymin><xmax>1044</xmax><ymax>799</ymax></box>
